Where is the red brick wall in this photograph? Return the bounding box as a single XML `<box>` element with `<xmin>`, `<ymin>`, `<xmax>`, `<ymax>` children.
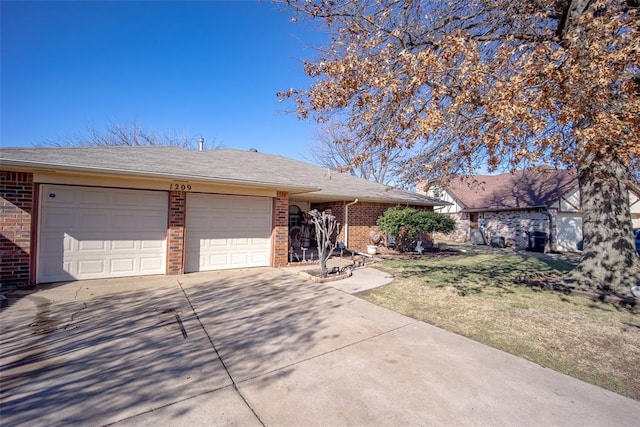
<box><xmin>272</xmin><ymin>191</ymin><xmax>289</xmax><ymax>266</ymax></box>
<box><xmin>310</xmin><ymin>201</ymin><xmax>434</xmax><ymax>251</ymax></box>
<box><xmin>167</xmin><ymin>191</ymin><xmax>185</xmax><ymax>275</ymax></box>
<box><xmin>1</xmin><ymin>171</ymin><xmax>34</xmax><ymax>287</ymax></box>
<box><xmin>347</xmin><ymin>202</ymin><xmax>391</xmax><ymax>250</ymax></box>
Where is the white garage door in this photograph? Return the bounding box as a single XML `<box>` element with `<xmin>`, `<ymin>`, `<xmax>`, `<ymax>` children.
<box><xmin>38</xmin><ymin>185</ymin><xmax>168</xmax><ymax>283</ymax></box>
<box><xmin>556</xmin><ymin>213</ymin><xmax>583</xmax><ymax>252</ymax></box>
<box><xmin>185</xmin><ymin>194</ymin><xmax>272</xmax><ymax>272</ymax></box>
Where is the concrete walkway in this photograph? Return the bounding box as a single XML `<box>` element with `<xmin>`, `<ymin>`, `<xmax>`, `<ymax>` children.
<box><xmin>1</xmin><ymin>267</ymin><xmax>638</xmax><ymax>426</ymax></box>
<box><xmin>282</xmin><ymin>259</ymin><xmax>395</xmax><ymax>294</ymax></box>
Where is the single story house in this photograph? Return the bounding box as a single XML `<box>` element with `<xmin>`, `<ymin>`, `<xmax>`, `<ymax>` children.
<box><xmin>419</xmin><ymin>166</ymin><xmax>640</xmax><ymax>252</ymax></box>
<box><xmin>0</xmin><ymin>146</ymin><xmax>444</xmax><ymax>286</ymax></box>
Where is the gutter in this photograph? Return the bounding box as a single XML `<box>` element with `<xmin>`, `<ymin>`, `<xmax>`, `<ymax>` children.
<box><xmin>344</xmin><ymin>199</ymin><xmax>359</xmax><ymax>248</ymax></box>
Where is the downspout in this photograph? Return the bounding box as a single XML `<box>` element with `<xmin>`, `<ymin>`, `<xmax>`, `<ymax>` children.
<box><xmin>344</xmin><ymin>199</ymin><xmax>359</xmax><ymax>248</ymax></box>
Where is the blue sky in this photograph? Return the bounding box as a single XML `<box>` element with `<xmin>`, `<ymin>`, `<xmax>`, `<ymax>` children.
<box><xmin>1</xmin><ymin>1</ymin><xmax>325</xmax><ymax>160</ymax></box>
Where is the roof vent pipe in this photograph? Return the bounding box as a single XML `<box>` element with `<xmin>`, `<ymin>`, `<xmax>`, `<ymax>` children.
<box><xmin>198</xmin><ymin>137</ymin><xmax>204</xmax><ymax>151</ymax></box>
<box><xmin>344</xmin><ymin>199</ymin><xmax>359</xmax><ymax>249</ymax></box>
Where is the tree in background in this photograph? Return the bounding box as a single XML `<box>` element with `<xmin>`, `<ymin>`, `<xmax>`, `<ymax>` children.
<box><xmin>376</xmin><ymin>206</ymin><xmax>456</xmax><ymax>251</ymax></box>
<box><xmin>42</xmin><ymin>120</ymin><xmax>210</xmax><ymax>150</ymax></box>
<box><xmin>279</xmin><ymin>0</ymin><xmax>640</xmax><ymax>296</ymax></box>
<box><xmin>308</xmin><ymin>120</ymin><xmax>410</xmax><ymax>186</ymax></box>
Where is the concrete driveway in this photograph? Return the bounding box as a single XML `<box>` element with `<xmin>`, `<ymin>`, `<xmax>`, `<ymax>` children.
<box><xmin>1</xmin><ymin>267</ymin><xmax>638</xmax><ymax>426</ymax></box>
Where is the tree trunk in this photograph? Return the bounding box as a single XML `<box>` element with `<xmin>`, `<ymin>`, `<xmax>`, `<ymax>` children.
<box><xmin>565</xmin><ymin>155</ymin><xmax>640</xmax><ymax>297</ymax></box>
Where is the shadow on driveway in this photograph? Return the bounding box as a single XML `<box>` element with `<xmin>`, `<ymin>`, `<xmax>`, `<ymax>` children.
<box><xmin>2</xmin><ymin>267</ymin><xmax>639</xmax><ymax>426</ymax></box>
<box><xmin>178</xmin><ymin>268</ymin><xmax>406</xmax><ymax>385</ymax></box>
<box><xmin>0</xmin><ymin>268</ymin><xmax>345</xmax><ymax>426</ymax></box>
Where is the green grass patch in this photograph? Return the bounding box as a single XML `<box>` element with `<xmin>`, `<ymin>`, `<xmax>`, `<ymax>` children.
<box><xmin>359</xmin><ymin>254</ymin><xmax>640</xmax><ymax>400</ymax></box>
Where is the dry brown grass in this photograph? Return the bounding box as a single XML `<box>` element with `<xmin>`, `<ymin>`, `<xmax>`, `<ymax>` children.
<box><xmin>358</xmin><ymin>254</ymin><xmax>640</xmax><ymax>400</ymax></box>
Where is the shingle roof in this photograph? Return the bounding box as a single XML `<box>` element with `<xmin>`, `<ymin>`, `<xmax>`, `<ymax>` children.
<box><xmin>0</xmin><ymin>146</ymin><xmax>444</xmax><ymax>206</ymax></box>
<box><xmin>443</xmin><ymin>166</ymin><xmax>578</xmax><ymax>211</ymax></box>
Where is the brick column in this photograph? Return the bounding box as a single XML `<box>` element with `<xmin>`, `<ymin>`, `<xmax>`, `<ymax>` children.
<box><xmin>167</xmin><ymin>191</ymin><xmax>186</xmax><ymax>275</ymax></box>
<box><xmin>1</xmin><ymin>171</ymin><xmax>34</xmax><ymax>287</ymax></box>
<box><xmin>272</xmin><ymin>191</ymin><xmax>289</xmax><ymax>267</ymax></box>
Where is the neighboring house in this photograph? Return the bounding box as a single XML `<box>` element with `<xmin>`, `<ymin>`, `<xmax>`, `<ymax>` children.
<box><xmin>419</xmin><ymin>166</ymin><xmax>640</xmax><ymax>252</ymax></box>
<box><xmin>0</xmin><ymin>146</ymin><xmax>444</xmax><ymax>286</ymax></box>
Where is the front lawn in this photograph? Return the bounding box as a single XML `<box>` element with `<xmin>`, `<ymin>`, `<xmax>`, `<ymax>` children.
<box><xmin>358</xmin><ymin>253</ymin><xmax>640</xmax><ymax>400</ymax></box>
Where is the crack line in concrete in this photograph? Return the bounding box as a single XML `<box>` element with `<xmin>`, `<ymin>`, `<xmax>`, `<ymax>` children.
<box><xmin>64</xmin><ymin>287</ymin><xmax>87</xmax><ymax>330</ymax></box>
<box><xmin>236</xmin><ymin>319</ymin><xmax>422</xmax><ymax>385</ymax></box>
<box><xmin>176</xmin><ymin>278</ymin><xmax>266</xmax><ymax>427</ymax></box>
<box><xmin>103</xmin><ymin>384</ymin><xmax>237</xmax><ymax>426</ymax></box>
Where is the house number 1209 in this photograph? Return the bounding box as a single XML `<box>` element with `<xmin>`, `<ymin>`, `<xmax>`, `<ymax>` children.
<box><xmin>170</xmin><ymin>183</ymin><xmax>192</xmax><ymax>191</ymax></box>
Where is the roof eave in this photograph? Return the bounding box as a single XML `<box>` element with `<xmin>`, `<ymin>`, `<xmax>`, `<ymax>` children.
<box><xmin>0</xmin><ymin>159</ymin><xmax>320</xmax><ymax>193</ymax></box>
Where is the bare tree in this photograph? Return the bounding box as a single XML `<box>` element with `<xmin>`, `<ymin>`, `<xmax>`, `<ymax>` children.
<box><xmin>308</xmin><ymin>120</ymin><xmax>410</xmax><ymax>186</ymax></box>
<box><xmin>308</xmin><ymin>209</ymin><xmax>341</xmax><ymax>278</ymax></box>
<box><xmin>42</xmin><ymin>120</ymin><xmax>210</xmax><ymax>150</ymax></box>
<box><xmin>279</xmin><ymin>0</ymin><xmax>640</xmax><ymax>296</ymax></box>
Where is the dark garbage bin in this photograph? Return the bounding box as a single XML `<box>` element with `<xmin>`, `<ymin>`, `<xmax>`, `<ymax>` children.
<box><xmin>490</xmin><ymin>235</ymin><xmax>506</xmax><ymax>248</ymax></box>
<box><xmin>528</xmin><ymin>231</ymin><xmax>547</xmax><ymax>253</ymax></box>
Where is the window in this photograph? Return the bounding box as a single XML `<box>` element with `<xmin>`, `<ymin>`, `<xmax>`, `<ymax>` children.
<box><xmin>289</xmin><ymin>205</ymin><xmax>302</xmax><ymax>228</ymax></box>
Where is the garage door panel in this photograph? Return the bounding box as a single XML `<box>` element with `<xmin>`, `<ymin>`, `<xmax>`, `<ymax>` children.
<box><xmin>233</xmin><ymin>199</ymin><xmax>258</xmax><ymax>210</ymax></box>
<box><xmin>39</xmin><ymin>233</ymin><xmax>69</xmax><ymax>253</ymax></box>
<box><xmin>111</xmin><ymin>192</ymin><xmax>141</xmax><ymax>206</ymax></box>
<box><xmin>78</xmin><ymin>240</ymin><xmax>108</xmax><ymax>251</ymax></box>
<box><xmin>208</xmin><ymin>254</ymin><xmax>229</xmax><ymax>268</ymax></box>
<box><xmin>110</xmin><ymin>213</ymin><xmax>166</xmax><ymax>230</ymax></box>
<box><xmin>231</xmin><ymin>253</ymin><xmax>250</xmax><ymax>264</ymax></box>
<box><xmin>41</xmin><ymin>211</ymin><xmax>76</xmax><ymax>229</ymax></box>
<box><xmin>79</xmin><ymin>213</ymin><xmax>110</xmax><ymax>229</ymax></box>
<box><xmin>63</xmin><ymin>235</ymin><xmax>73</xmax><ymax>252</ymax></box>
<box><xmin>38</xmin><ymin>259</ymin><xmax>72</xmax><ymax>279</ymax></box>
<box><xmin>249</xmin><ymin>250</ymin><xmax>268</xmax><ymax>262</ymax></box>
<box><xmin>77</xmin><ymin>259</ymin><xmax>106</xmax><ymax>276</ymax></box>
<box><xmin>206</xmin><ymin>239</ymin><xmax>228</xmax><ymax>248</ymax></box>
<box><xmin>111</xmin><ymin>259</ymin><xmax>136</xmax><ymax>273</ymax></box>
<box><xmin>232</xmin><ymin>237</ymin><xmax>250</xmax><ymax>245</ymax></box>
<box><xmin>140</xmin><ymin>239</ymin><xmax>164</xmax><ymax>250</ymax></box>
<box><xmin>111</xmin><ymin>213</ymin><xmax>139</xmax><ymax>228</ymax></box>
<box><xmin>111</xmin><ymin>240</ymin><xmax>136</xmax><ymax>250</ymax></box>
<box><xmin>38</xmin><ymin>185</ymin><xmax>168</xmax><ymax>283</ymax></box>
<box><xmin>42</xmin><ymin>187</ymin><xmax>76</xmax><ymax>204</ymax></box>
<box><xmin>80</xmin><ymin>190</ymin><xmax>111</xmax><ymax>205</ymax></box>
<box><xmin>186</xmin><ymin>194</ymin><xmax>272</xmax><ymax>272</ymax></box>
<box><xmin>140</xmin><ymin>257</ymin><xmax>164</xmax><ymax>272</ymax></box>
<box><xmin>252</xmin><ymin>237</ymin><xmax>269</xmax><ymax>245</ymax></box>
<box><xmin>225</xmin><ymin>217</ymin><xmax>249</xmax><ymax>229</ymax></box>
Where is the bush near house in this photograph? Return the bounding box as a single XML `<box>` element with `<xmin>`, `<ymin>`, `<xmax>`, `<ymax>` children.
<box><xmin>376</xmin><ymin>206</ymin><xmax>456</xmax><ymax>251</ymax></box>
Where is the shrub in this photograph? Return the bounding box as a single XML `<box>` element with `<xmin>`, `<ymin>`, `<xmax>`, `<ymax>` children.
<box><xmin>376</xmin><ymin>206</ymin><xmax>456</xmax><ymax>251</ymax></box>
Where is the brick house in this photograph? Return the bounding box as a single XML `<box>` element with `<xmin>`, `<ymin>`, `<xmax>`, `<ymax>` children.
<box><xmin>1</xmin><ymin>146</ymin><xmax>444</xmax><ymax>287</ymax></box>
<box><xmin>419</xmin><ymin>166</ymin><xmax>640</xmax><ymax>252</ymax></box>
